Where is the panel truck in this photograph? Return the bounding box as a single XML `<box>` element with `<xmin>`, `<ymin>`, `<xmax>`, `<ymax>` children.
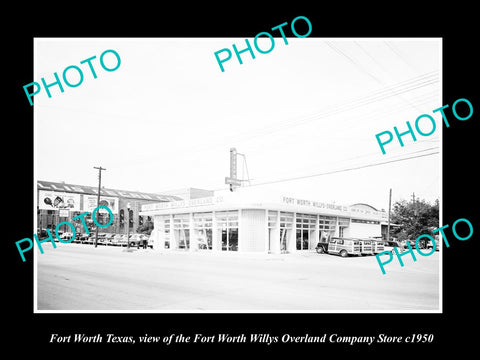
<box><xmin>369</xmin><ymin>238</ymin><xmax>385</xmax><ymax>254</ymax></box>
<box><xmin>358</xmin><ymin>238</ymin><xmax>374</xmax><ymax>256</ymax></box>
<box><xmin>316</xmin><ymin>237</ymin><xmax>361</xmax><ymax>257</ymax></box>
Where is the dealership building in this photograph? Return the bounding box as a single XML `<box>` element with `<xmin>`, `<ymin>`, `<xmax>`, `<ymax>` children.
<box><xmin>140</xmin><ymin>188</ymin><xmax>388</xmax><ymax>254</ymax></box>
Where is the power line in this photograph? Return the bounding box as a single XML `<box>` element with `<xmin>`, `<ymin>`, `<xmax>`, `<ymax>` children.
<box><xmin>212</xmin><ymin>151</ymin><xmax>439</xmax><ymax>191</ymax></box>
<box><xmin>384</xmin><ymin>41</ymin><xmax>418</xmax><ymax>73</ymax></box>
<box><xmin>325</xmin><ymin>41</ymin><xmax>383</xmax><ymax>83</ymax></box>
<box><xmin>206</xmin><ymin>73</ymin><xmax>439</xmax><ymax>147</ymax></box>
<box><xmin>353</xmin><ymin>41</ymin><xmax>426</xmax><ymax>113</ymax></box>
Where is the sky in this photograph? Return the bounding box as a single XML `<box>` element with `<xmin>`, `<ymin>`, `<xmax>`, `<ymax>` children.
<box><xmin>34</xmin><ymin>37</ymin><xmax>441</xmax><ymax>211</ymax></box>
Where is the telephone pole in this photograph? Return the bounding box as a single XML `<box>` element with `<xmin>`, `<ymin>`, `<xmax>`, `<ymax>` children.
<box><xmin>387</xmin><ymin>188</ymin><xmax>392</xmax><ymax>242</ymax></box>
<box><xmin>93</xmin><ymin>166</ymin><xmax>106</xmax><ymax>248</ymax></box>
<box><xmin>412</xmin><ymin>192</ymin><xmax>417</xmax><ymax>215</ymax></box>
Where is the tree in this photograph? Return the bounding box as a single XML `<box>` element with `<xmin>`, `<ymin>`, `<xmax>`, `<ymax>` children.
<box><xmin>391</xmin><ymin>198</ymin><xmax>439</xmax><ymax>247</ymax></box>
<box><xmin>136</xmin><ymin>220</ymin><xmax>154</xmax><ymax>235</ymax></box>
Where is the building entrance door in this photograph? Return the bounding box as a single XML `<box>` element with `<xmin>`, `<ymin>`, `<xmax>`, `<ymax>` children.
<box><xmin>296</xmin><ymin>229</ymin><xmax>311</xmax><ymax>250</ymax></box>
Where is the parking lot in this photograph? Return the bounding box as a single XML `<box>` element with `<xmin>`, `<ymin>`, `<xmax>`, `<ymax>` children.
<box><xmin>36</xmin><ymin>242</ymin><xmax>440</xmax><ymax>312</ymax></box>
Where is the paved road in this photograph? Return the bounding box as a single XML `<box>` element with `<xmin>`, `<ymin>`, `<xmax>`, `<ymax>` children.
<box><xmin>36</xmin><ymin>242</ymin><xmax>439</xmax><ymax>311</ymax></box>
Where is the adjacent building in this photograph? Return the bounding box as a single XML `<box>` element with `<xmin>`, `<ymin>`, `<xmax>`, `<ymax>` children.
<box><xmin>37</xmin><ymin>180</ymin><xmax>180</xmax><ymax>234</ymax></box>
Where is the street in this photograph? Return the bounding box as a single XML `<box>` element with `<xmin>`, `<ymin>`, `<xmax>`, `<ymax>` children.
<box><xmin>36</xmin><ymin>242</ymin><xmax>440</xmax><ymax>311</ymax></box>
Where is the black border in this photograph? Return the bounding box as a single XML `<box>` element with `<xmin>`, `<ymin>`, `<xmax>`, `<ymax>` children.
<box><xmin>6</xmin><ymin>3</ymin><xmax>479</xmax><ymax>355</ymax></box>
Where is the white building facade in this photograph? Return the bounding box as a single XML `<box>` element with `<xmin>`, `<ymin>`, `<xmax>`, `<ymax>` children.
<box><xmin>140</xmin><ymin>190</ymin><xmax>387</xmax><ymax>254</ymax></box>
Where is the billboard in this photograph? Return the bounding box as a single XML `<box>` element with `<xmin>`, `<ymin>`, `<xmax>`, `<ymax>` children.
<box><xmin>39</xmin><ymin>190</ymin><xmax>81</xmax><ymax>211</ymax></box>
<box><xmin>82</xmin><ymin>195</ymin><xmax>119</xmax><ymax>214</ymax></box>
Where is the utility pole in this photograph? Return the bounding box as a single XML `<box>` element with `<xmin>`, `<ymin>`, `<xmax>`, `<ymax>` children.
<box><xmin>93</xmin><ymin>166</ymin><xmax>106</xmax><ymax>248</ymax></box>
<box><xmin>412</xmin><ymin>192</ymin><xmax>417</xmax><ymax>216</ymax></box>
<box><xmin>387</xmin><ymin>188</ymin><xmax>392</xmax><ymax>242</ymax></box>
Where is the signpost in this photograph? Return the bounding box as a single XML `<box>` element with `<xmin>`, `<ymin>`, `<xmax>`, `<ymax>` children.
<box><xmin>226</xmin><ymin>148</ymin><xmax>241</xmax><ymax>191</ymax></box>
<box><xmin>225</xmin><ymin>177</ymin><xmax>242</xmax><ymax>187</ymax></box>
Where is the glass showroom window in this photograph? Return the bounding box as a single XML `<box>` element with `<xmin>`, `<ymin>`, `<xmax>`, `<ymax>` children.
<box><xmin>173</xmin><ymin>214</ymin><xmax>190</xmax><ymax>249</ymax></box>
<box><xmin>338</xmin><ymin>217</ymin><xmax>349</xmax><ymax>238</ymax></box>
<box><xmin>319</xmin><ymin>216</ymin><xmax>336</xmax><ymax>241</ymax></box>
<box><xmin>280</xmin><ymin>212</ymin><xmax>293</xmax><ymax>252</ymax></box>
<box><xmin>194</xmin><ymin>212</ymin><xmax>213</xmax><ymax>250</ymax></box>
<box><xmin>160</xmin><ymin>216</ymin><xmax>171</xmax><ymax>249</ymax></box>
<box><xmin>216</xmin><ymin>211</ymin><xmax>238</xmax><ymax>251</ymax></box>
<box><xmin>296</xmin><ymin>213</ymin><xmax>315</xmax><ymax>250</ymax></box>
<box><xmin>268</xmin><ymin>210</ymin><xmax>277</xmax><ymax>229</ymax></box>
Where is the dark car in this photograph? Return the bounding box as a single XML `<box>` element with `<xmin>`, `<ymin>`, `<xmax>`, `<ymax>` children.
<box><xmin>77</xmin><ymin>233</ymin><xmax>90</xmax><ymax>243</ymax></box>
<box><xmin>315</xmin><ymin>239</ymin><xmax>329</xmax><ymax>254</ymax></box>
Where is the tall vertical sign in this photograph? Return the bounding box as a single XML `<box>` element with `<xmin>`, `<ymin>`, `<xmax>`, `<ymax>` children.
<box><xmin>225</xmin><ymin>147</ymin><xmax>241</xmax><ymax>191</ymax></box>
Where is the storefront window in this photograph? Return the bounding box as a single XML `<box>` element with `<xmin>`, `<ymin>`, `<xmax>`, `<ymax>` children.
<box><xmin>296</xmin><ymin>229</ymin><xmax>302</xmax><ymax>250</ymax></box>
<box><xmin>216</xmin><ymin>211</ymin><xmax>238</xmax><ymax>251</ymax></box>
<box><xmin>280</xmin><ymin>228</ymin><xmax>287</xmax><ymax>251</ymax></box>
<box><xmin>194</xmin><ymin>212</ymin><xmax>213</xmax><ymax>250</ymax></box>
<box><xmin>302</xmin><ymin>229</ymin><xmax>309</xmax><ymax>249</ymax></box>
<box><xmin>197</xmin><ymin>228</ymin><xmax>212</xmax><ymax>250</ymax></box>
<box><xmin>178</xmin><ymin>229</ymin><xmax>190</xmax><ymax>249</ymax></box>
<box><xmin>228</xmin><ymin>228</ymin><xmax>238</xmax><ymax>251</ymax></box>
<box><xmin>268</xmin><ymin>211</ymin><xmax>277</xmax><ymax>228</ymax></box>
<box><xmin>295</xmin><ymin>213</ymin><xmax>315</xmax><ymax>250</ymax></box>
<box><xmin>173</xmin><ymin>214</ymin><xmax>190</xmax><ymax>250</ymax></box>
<box><xmin>319</xmin><ymin>216</ymin><xmax>336</xmax><ymax>231</ymax></box>
<box><xmin>165</xmin><ymin>229</ymin><xmax>170</xmax><ymax>249</ymax></box>
<box><xmin>280</xmin><ymin>212</ymin><xmax>294</xmax><ymax>229</ymax></box>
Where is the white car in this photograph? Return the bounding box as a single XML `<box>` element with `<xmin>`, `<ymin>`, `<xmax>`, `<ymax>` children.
<box><xmin>59</xmin><ymin>232</ymin><xmax>74</xmax><ymax>241</ymax></box>
<box><xmin>383</xmin><ymin>240</ymin><xmax>404</xmax><ymax>254</ymax></box>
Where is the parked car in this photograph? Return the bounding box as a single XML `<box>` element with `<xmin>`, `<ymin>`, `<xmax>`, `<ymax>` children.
<box><xmin>89</xmin><ymin>232</ymin><xmax>107</xmax><ymax>245</ymax></box>
<box><xmin>59</xmin><ymin>232</ymin><xmax>74</xmax><ymax>242</ymax></box>
<box><xmin>37</xmin><ymin>228</ymin><xmax>49</xmax><ymax>240</ymax></box>
<box><xmin>404</xmin><ymin>239</ymin><xmax>415</xmax><ymax>249</ymax></box>
<box><xmin>383</xmin><ymin>240</ymin><xmax>404</xmax><ymax>254</ymax></box>
<box><xmin>98</xmin><ymin>233</ymin><xmax>107</xmax><ymax>245</ymax></box>
<box><xmin>426</xmin><ymin>238</ymin><xmax>440</xmax><ymax>251</ymax></box>
<box><xmin>111</xmin><ymin>234</ymin><xmax>125</xmax><ymax>246</ymax></box>
<box><xmin>328</xmin><ymin>237</ymin><xmax>361</xmax><ymax>257</ymax></box>
<box><xmin>315</xmin><ymin>238</ymin><xmax>329</xmax><ymax>254</ymax></box>
<box><xmin>52</xmin><ymin>229</ymin><xmax>63</xmax><ymax>242</ymax></box>
<box><xmin>77</xmin><ymin>233</ymin><xmax>89</xmax><ymax>243</ymax></box>
<box><xmin>147</xmin><ymin>234</ymin><xmax>155</xmax><ymax>249</ymax></box>
<box><xmin>358</xmin><ymin>239</ymin><xmax>374</xmax><ymax>256</ymax></box>
<box><xmin>86</xmin><ymin>233</ymin><xmax>104</xmax><ymax>244</ymax></box>
<box><xmin>103</xmin><ymin>233</ymin><xmax>116</xmax><ymax>245</ymax></box>
<box><xmin>369</xmin><ymin>239</ymin><xmax>385</xmax><ymax>254</ymax></box>
<box><xmin>129</xmin><ymin>234</ymin><xmax>149</xmax><ymax>247</ymax></box>
<box><xmin>316</xmin><ymin>237</ymin><xmax>361</xmax><ymax>257</ymax></box>
<box><xmin>120</xmin><ymin>234</ymin><xmax>131</xmax><ymax>246</ymax></box>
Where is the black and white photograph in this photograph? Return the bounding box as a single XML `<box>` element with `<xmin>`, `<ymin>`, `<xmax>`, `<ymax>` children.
<box><xmin>32</xmin><ymin>37</ymin><xmax>442</xmax><ymax>313</ymax></box>
<box><xmin>6</xmin><ymin>4</ymin><xmax>479</xmax><ymax>356</ymax></box>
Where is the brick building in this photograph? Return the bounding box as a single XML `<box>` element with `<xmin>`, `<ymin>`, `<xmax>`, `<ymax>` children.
<box><xmin>37</xmin><ymin>180</ymin><xmax>180</xmax><ymax>235</ymax></box>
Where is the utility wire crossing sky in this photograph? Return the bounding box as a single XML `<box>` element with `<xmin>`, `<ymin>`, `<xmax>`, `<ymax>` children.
<box><xmin>35</xmin><ymin>38</ymin><xmax>441</xmax><ymax>210</ymax></box>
